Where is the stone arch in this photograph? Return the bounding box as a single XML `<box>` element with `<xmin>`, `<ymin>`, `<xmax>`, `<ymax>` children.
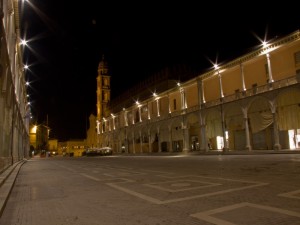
<box><xmin>167</xmin><ymin>117</ymin><xmax>184</xmax><ymax>152</ymax></box>
<box><xmin>148</xmin><ymin>123</ymin><xmax>160</xmax><ymax>152</ymax></box>
<box><xmin>275</xmin><ymin>87</ymin><xmax>300</xmax><ymax>149</ymax></box>
<box><xmin>111</xmin><ymin>131</ymin><xmax>119</xmax><ymax>151</ymax></box>
<box><xmin>223</xmin><ymin>103</ymin><xmax>244</xmax><ymax>150</ymax></box>
<box><xmin>247</xmin><ymin>96</ymin><xmax>273</xmax><ymax>150</ymax></box>
<box><xmin>204</xmin><ymin>108</ymin><xmax>223</xmax><ymax>138</ymax></box>
<box><xmin>119</xmin><ymin>128</ymin><xmax>127</xmax><ymax>153</ymax></box>
<box><xmin>126</xmin><ymin>127</ymin><xmax>135</xmax><ymax>153</ymax></box>
<box><xmin>276</xmin><ymin>87</ymin><xmax>300</xmax><ymax>130</ymax></box>
<box><xmin>139</xmin><ymin>125</ymin><xmax>150</xmax><ymax>153</ymax></box>
<box><xmin>186</xmin><ymin>112</ymin><xmax>200</xmax><ymax>151</ymax></box>
<box><xmin>204</xmin><ymin>108</ymin><xmax>222</xmax><ymax>150</ymax></box>
<box><xmin>155</xmin><ymin>120</ymin><xmax>170</xmax><ymax>152</ymax></box>
<box><xmin>131</xmin><ymin>126</ymin><xmax>144</xmax><ymax>153</ymax></box>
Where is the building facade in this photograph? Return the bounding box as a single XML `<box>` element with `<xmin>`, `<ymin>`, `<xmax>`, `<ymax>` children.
<box><xmin>48</xmin><ymin>138</ymin><xmax>58</xmax><ymax>155</ymax></box>
<box><xmin>0</xmin><ymin>0</ymin><xmax>29</xmax><ymax>173</ymax></box>
<box><xmin>29</xmin><ymin>124</ymin><xmax>50</xmax><ymax>155</ymax></box>
<box><xmin>97</xmin><ymin>30</ymin><xmax>300</xmax><ymax>153</ymax></box>
<box><xmin>58</xmin><ymin>139</ymin><xmax>87</xmax><ymax>157</ymax></box>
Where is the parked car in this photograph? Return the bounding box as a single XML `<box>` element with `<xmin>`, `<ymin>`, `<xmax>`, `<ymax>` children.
<box><xmin>50</xmin><ymin>151</ymin><xmax>58</xmax><ymax>156</ymax></box>
<box><xmin>86</xmin><ymin>147</ymin><xmax>113</xmax><ymax>156</ymax></box>
<box><xmin>101</xmin><ymin>147</ymin><xmax>113</xmax><ymax>155</ymax></box>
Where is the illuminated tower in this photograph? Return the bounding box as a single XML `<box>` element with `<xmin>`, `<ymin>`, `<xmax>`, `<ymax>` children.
<box><xmin>96</xmin><ymin>55</ymin><xmax>111</xmax><ymax>121</ymax></box>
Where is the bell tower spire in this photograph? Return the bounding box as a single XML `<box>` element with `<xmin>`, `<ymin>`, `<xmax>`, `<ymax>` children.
<box><xmin>96</xmin><ymin>54</ymin><xmax>111</xmax><ymax>122</ymax></box>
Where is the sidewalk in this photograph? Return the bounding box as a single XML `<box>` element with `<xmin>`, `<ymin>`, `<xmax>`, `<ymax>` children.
<box><xmin>0</xmin><ymin>160</ymin><xmax>27</xmax><ymax>217</ymax></box>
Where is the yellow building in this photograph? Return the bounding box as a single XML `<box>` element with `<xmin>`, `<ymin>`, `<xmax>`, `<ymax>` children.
<box><xmin>59</xmin><ymin>139</ymin><xmax>87</xmax><ymax>157</ymax></box>
<box><xmin>97</xmin><ymin>30</ymin><xmax>300</xmax><ymax>153</ymax></box>
<box><xmin>29</xmin><ymin>124</ymin><xmax>50</xmax><ymax>155</ymax></box>
<box><xmin>48</xmin><ymin>139</ymin><xmax>58</xmax><ymax>155</ymax></box>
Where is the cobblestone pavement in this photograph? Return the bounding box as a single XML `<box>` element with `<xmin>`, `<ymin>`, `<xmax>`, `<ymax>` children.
<box><xmin>0</xmin><ymin>152</ymin><xmax>300</xmax><ymax>225</ymax></box>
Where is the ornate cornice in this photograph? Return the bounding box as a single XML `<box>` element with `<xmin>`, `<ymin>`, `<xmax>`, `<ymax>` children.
<box><xmin>201</xmin><ymin>30</ymin><xmax>300</xmax><ymax>80</ymax></box>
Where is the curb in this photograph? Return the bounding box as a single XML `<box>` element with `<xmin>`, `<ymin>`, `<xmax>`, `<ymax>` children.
<box><xmin>0</xmin><ymin>160</ymin><xmax>27</xmax><ymax>217</ymax></box>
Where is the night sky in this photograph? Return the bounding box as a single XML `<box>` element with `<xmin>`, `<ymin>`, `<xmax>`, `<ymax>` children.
<box><xmin>20</xmin><ymin>1</ymin><xmax>300</xmax><ymax>140</ymax></box>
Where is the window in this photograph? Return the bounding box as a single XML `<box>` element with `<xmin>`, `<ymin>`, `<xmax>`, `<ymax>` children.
<box><xmin>173</xmin><ymin>99</ymin><xmax>177</xmax><ymax>110</ymax></box>
<box><xmin>294</xmin><ymin>51</ymin><xmax>300</xmax><ymax>65</ymax></box>
<box><xmin>252</xmin><ymin>83</ymin><xmax>257</xmax><ymax>94</ymax></box>
<box><xmin>235</xmin><ymin>89</ymin><xmax>240</xmax><ymax>99</ymax></box>
<box><xmin>135</xmin><ymin>110</ymin><xmax>139</xmax><ymax>123</ymax></box>
<box><xmin>102</xmin><ymin>91</ymin><xmax>108</xmax><ymax>101</ymax></box>
<box><xmin>102</xmin><ymin>78</ymin><xmax>108</xmax><ymax>86</ymax></box>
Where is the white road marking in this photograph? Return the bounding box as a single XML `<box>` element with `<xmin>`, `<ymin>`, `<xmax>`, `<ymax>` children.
<box><xmin>79</xmin><ymin>173</ymin><xmax>100</xmax><ymax>181</ymax></box>
<box><xmin>278</xmin><ymin>189</ymin><xmax>300</xmax><ymax>199</ymax></box>
<box><xmin>144</xmin><ymin>179</ymin><xmax>221</xmax><ymax>192</ymax></box>
<box><xmin>106</xmin><ymin>176</ymin><xmax>268</xmax><ymax>204</ymax></box>
<box><xmin>190</xmin><ymin>202</ymin><xmax>300</xmax><ymax>225</ymax></box>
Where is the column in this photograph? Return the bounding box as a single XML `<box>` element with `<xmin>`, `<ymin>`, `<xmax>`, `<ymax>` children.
<box><xmin>168</xmin><ymin>94</ymin><xmax>171</xmax><ymax>113</ymax></box>
<box><xmin>148</xmin><ymin>130</ymin><xmax>152</xmax><ymax>153</ymax></box>
<box><xmin>101</xmin><ymin>121</ymin><xmax>104</xmax><ymax>133</ymax></box>
<box><xmin>157</xmin><ymin>127</ymin><xmax>161</xmax><ymax>152</ymax></box>
<box><xmin>139</xmin><ymin>130</ymin><xmax>143</xmax><ymax>153</ymax></box>
<box><xmin>272</xmin><ymin>112</ymin><xmax>281</xmax><ymax>150</ymax></box>
<box><xmin>168</xmin><ymin>126</ymin><xmax>173</xmax><ymax>152</ymax></box>
<box><xmin>138</xmin><ymin>107</ymin><xmax>142</xmax><ymax>122</ymax></box>
<box><xmin>118</xmin><ymin>138</ymin><xmax>122</xmax><ymax>153</ymax></box>
<box><xmin>221</xmin><ymin>104</ymin><xmax>228</xmax><ymax>151</ymax></box>
<box><xmin>132</xmin><ymin>111</ymin><xmax>135</xmax><ymax>124</ymax></box>
<box><xmin>240</xmin><ymin>63</ymin><xmax>246</xmax><ymax>91</ymax></box>
<box><xmin>147</xmin><ymin>102</ymin><xmax>151</xmax><ymax>120</ymax></box>
<box><xmin>96</xmin><ymin>120</ymin><xmax>100</xmax><ymax>134</ymax></box>
<box><xmin>180</xmin><ymin>87</ymin><xmax>186</xmax><ymax>110</ymax></box>
<box><xmin>112</xmin><ymin>116</ymin><xmax>115</xmax><ymax>130</ymax></box>
<box><xmin>183</xmin><ymin>127</ymin><xmax>190</xmax><ymax>152</ymax></box>
<box><xmin>244</xmin><ymin>117</ymin><xmax>252</xmax><ymax>151</ymax></box>
<box><xmin>266</xmin><ymin>53</ymin><xmax>274</xmax><ymax>83</ymax></box>
<box><xmin>182</xmin><ymin>116</ymin><xmax>190</xmax><ymax>152</ymax></box>
<box><xmin>125</xmin><ymin>128</ymin><xmax>128</xmax><ymax>153</ymax></box>
<box><xmin>124</xmin><ymin>110</ymin><xmax>128</xmax><ymax>126</ymax></box>
<box><xmin>132</xmin><ymin>132</ymin><xmax>135</xmax><ymax>154</ymax></box>
<box><xmin>199</xmin><ymin>112</ymin><xmax>207</xmax><ymax>151</ymax></box>
<box><xmin>156</xmin><ymin>99</ymin><xmax>160</xmax><ymax>117</ymax></box>
<box><xmin>197</xmin><ymin>78</ymin><xmax>204</xmax><ymax>106</ymax></box>
<box><xmin>218</xmin><ymin>70</ymin><xmax>224</xmax><ymax>98</ymax></box>
<box><xmin>200</xmin><ymin>124</ymin><xmax>207</xmax><ymax>152</ymax></box>
<box><xmin>202</xmin><ymin>80</ymin><xmax>206</xmax><ymax>103</ymax></box>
